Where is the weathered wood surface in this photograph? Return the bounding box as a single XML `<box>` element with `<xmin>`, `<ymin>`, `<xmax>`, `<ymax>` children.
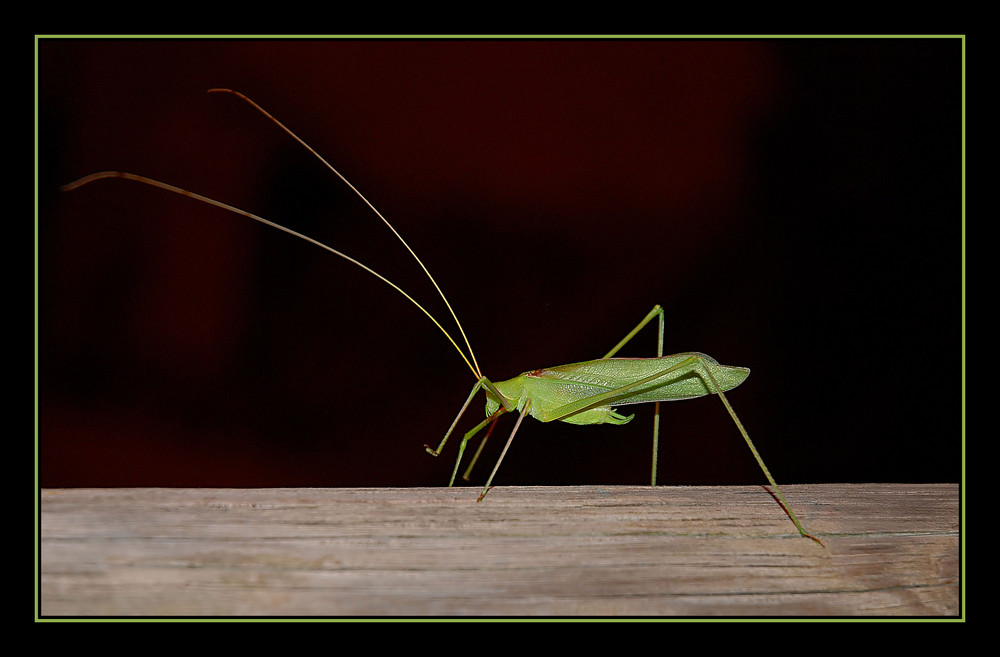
<box><xmin>39</xmin><ymin>484</ymin><xmax>960</xmax><ymax>617</ymax></box>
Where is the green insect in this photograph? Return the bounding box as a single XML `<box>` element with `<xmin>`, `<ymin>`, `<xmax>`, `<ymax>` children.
<box><xmin>62</xmin><ymin>89</ymin><xmax>822</xmax><ymax>545</ymax></box>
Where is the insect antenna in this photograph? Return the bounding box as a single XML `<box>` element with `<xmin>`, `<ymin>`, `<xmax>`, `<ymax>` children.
<box><xmin>60</xmin><ymin>90</ymin><xmax>483</xmax><ymax>381</ymax></box>
<box><xmin>208</xmin><ymin>89</ymin><xmax>482</xmax><ymax>380</ymax></box>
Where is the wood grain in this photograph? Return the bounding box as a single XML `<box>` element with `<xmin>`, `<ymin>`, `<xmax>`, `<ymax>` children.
<box><xmin>39</xmin><ymin>484</ymin><xmax>960</xmax><ymax>617</ymax></box>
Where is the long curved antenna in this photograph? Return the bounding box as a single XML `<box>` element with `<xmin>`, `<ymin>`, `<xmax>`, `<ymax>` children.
<box><xmin>207</xmin><ymin>88</ymin><xmax>482</xmax><ymax>380</ymax></box>
<box><xmin>61</xmin><ymin>171</ymin><xmax>481</xmax><ymax>381</ymax></box>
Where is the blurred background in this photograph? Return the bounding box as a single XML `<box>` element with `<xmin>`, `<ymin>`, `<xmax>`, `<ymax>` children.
<box><xmin>38</xmin><ymin>38</ymin><xmax>961</xmax><ymax>489</ymax></box>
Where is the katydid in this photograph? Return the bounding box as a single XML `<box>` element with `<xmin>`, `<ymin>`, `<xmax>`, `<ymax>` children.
<box><xmin>61</xmin><ymin>89</ymin><xmax>822</xmax><ymax>545</ymax></box>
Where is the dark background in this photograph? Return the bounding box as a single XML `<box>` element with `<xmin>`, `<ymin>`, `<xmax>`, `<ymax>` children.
<box><xmin>38</xmin><ymin>38</ymin><xmax>961</xmax><ymax>489</ymax></box>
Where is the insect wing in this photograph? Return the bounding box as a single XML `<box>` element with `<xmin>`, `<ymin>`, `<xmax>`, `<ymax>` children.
<box><xmin>530</xmin><ymin>353</ymin><xmax>749</xmax><ymax>407</ymax></box>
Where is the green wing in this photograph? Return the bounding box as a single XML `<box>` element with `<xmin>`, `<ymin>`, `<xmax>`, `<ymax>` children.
<box><xmin>522</xmin><ymin>353</ymin><xmax>749</xmax><ymax>424</ymax></box>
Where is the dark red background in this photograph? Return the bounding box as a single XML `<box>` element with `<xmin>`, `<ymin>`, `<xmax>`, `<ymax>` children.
<box><xmin>38</xmin><ymin>39</ymin><xmax>961</xmax><ymax>489</ymax></box>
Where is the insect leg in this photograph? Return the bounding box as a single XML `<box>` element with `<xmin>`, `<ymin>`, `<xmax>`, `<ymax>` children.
<box><xmin>476</xmin><ymin>402</ymin><xmax>531</xmax><ymax>502</ymax></box>
<box><xmin>425</xmin><ymin>379</ymin><xmax>484</xmax><ymax>459</ymax></box>
<box><xmin>602</xmin><ymin>305</ymin><xmax>665</xmax><ymax>485</ymax></box>
<box><xmin>696</xmin><ymin>361</ymin><xmax>823</xmax><ymax>545</ymax></box>
<box><xmin>609</xmin><ymin>306</ymin><xmax>665</xmax><ymax>486</ymax></box>
<box><xmin>449</xmin><ymin>409</ymin><xmax>504</xmax><ymax>486</ymax></box>
<box><xmin>461</xmin><ymin>413</ymin><xmax>501</xmax><ymax>482</ymax></box>
<box><xmin>540</xmin><ymin>355</ymin><xmax>821</xmax><ymax>542</ymax></box>
<box><xmin>426</xmin><ymin>377</ymin><xmax>510</xmax><ymax>486</ymax></box>
<box><xmin>542</xmin><ymin>355</ymin><xmax>701</xmax><ymax>422</ymax></box>
<box><xmin>601</xmin><ymin>304</ymin><xmax>664</xmax><ymax>359</ymax></box>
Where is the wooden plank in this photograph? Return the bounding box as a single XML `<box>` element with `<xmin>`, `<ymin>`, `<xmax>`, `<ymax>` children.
<box><xmin>39</xmin><ymin>484</ymin><xmax>960</xmax><ymax>617</ymax></box>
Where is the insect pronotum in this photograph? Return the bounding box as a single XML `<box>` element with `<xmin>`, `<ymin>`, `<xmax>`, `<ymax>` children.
<box><xmin>61</xmin><ymin>89</ymin><xmax>822</xmax><ymax>545</ymax></box>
